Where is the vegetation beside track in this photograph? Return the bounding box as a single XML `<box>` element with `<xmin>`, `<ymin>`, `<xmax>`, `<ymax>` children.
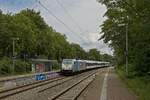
<box><xmin>98</xmin><ymin>0</ymin><xmax>150</xmax><ymax>76</ymax></box>
<box><xmin>116</xmin><ymin>66</ymin><xmax>150</xmax><ymax>100</ymax></box>
<box><xmin>0</xmin><ymin>57</ymin><xmax>31</xmax><ymax>76</ymax></box>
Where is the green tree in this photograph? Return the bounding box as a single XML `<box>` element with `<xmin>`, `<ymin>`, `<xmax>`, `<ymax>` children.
<box><xmin>98</xmin><ymin>0</ymin><xmax>150</xmax><ymax>74</ymax></box>
<box><xmin>88</xmin><ymin>49</ymin><xmax>101</xmax><ymax>61</ymax></box>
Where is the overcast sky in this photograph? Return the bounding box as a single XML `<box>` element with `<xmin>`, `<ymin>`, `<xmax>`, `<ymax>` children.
<box><xmin>0</xmin><ymin>0</ymin><xmax>113</xmax><ymax>55</ymax></box>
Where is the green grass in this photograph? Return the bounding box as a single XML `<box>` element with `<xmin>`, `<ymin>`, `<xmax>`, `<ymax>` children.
<box><xmin>117</xmin><ymin>67</ymin><xmax>150</xmax><ymax>100</ymax></box>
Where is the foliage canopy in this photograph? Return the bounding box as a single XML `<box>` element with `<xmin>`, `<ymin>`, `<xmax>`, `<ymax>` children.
<box><xmin>98</xmin><ymin>0</ymin><xmax>150</xmax><ymax>74</ymax></box>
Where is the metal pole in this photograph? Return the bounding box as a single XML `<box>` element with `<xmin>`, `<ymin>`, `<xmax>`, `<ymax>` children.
<box><xmin>126</xmin><ymin>24</ymin><xmax>128</xmax><ymax>76</ymax></box>
<box><xmin>12</xmin><ymin>39</ymin><xmax>15</xmax><ymax>74</ymax></box>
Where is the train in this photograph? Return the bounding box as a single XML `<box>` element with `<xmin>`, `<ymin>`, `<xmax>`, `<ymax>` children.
<box><xmin>61</xmin><ymin>59</ymin><xmax>110</xmax><ymax>74</ymax></box>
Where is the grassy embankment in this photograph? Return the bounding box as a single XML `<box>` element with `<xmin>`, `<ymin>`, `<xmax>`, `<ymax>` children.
<box><xmin>116</xmin><ymin>66</ymin><xmax>150</xmax><ymax>100</ymax></box>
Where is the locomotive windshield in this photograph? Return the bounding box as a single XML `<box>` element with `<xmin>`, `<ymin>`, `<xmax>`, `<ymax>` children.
<box><xmin>63</xmin><ymin>61</ymin><xmax>72</xmax><ymax>65</ymax></box>
<box><xmin>62</xmin><ymin>59</ymin><xmax>74</xmax><ymax>65</ymax></box>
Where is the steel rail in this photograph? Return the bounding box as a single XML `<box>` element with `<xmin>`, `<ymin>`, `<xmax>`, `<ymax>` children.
<box><xmin>0</xmin><ymin>76</ymin><xmax>65</xmax><ymax>99</ymax></box>
<box><xmin>50</xmin><ymin>70</ymin><xmax>98</xmax><ymax>100</ymax></box>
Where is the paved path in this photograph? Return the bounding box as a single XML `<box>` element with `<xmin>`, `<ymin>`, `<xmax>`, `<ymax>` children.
<box><xmin>107</xmin><ymin>67</ymin><xmax>137</xmax><ymax>100</ymax></box>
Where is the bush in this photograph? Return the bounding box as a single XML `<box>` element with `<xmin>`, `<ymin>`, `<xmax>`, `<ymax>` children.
<box><xmin>14</xmin><ymin>60</ymin><xmax>31</xmax><ymax>74</ymax></box>
<box><xmin>117</xmin><ymin>66</ymin><xmax>150</xmax><ymax>100</ymax></box>
<box><xmin>52</xmin><ymin>61</ymin><xmax>60</xmax><ymax>70</ymax></box>
<box><xmin>0</xmin><ymin>57</ymin><xmax>12</xmax><ymax>75</ymax></box>
<box><xmin>0</xmin><ymin>57</ymin><xmax>31</xmax><ymax>75</ymax></box>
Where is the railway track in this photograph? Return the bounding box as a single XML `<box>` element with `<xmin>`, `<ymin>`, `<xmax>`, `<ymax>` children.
<box><xmin>50</xmin><ymin>71</ymin><xmax>96</xmax><ymax>100</ymax></box>
<box><xmin>0</xmin><ymin>76</ymin><xmax>65</xmax><ymax>99</ymax></box>
<box><xmin>36</xmin><ymin>69</ymin><xmax>99</xmax><ymax>100</ymax></box>
<box><xmin>0</xmin><ymin>69</ymin><xmax>101</xmax><ymax>100</ymax></box>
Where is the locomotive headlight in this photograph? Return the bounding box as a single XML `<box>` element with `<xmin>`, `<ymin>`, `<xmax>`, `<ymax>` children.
<box><xmin>62</xmin><ymin>63</ymin><xmax>72</xmax><ymax>70</ymax></box>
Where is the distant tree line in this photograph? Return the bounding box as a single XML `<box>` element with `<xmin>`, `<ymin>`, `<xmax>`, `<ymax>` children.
<box><xmin>98</xmin><ymin>0</ymin><xmax>150</xmax><ymax>75</ymax></box>
<box><xmin>0</xmin><ymin>9</ymin><xmax>113</xmax><ymax>75</ymax></box>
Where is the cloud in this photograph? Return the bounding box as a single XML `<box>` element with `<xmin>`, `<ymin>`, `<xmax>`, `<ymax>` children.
<box><xmin>0</xmin><ymin>0</ymin><xmax>113</xmax><ymax>55</ymax></box>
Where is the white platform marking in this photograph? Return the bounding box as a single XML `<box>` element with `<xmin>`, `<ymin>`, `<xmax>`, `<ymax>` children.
<box><xmin>100</xmin><ymin>68</ymin><xmax>109</xmax><ymax>100</ymax></box>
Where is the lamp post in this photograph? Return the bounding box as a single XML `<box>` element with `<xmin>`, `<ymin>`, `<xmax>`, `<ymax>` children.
<box><xmin>12</xmin><ymin>37</ymin><xmax>19</xmax><ymax>74</ymax></box>
<box><xmin>118</xmin><ymin>23</ymin><xmax>128</xmax><ymax>76</ymax></box>
<box><xmin>125</xmin><ymin>24</ymin><xmax>128</xmax><ymax>76</ymax></box>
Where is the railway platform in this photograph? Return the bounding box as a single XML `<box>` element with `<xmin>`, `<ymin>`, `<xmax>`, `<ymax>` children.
<box><xmin>0</xmin><ymin>70</ymin><xmax>60</xmax><ymax>91</ymax></box>
<box><xmin>77</xmin><ymin>67</ymin><xmax>137</xmax><ymax>100</ymax></box>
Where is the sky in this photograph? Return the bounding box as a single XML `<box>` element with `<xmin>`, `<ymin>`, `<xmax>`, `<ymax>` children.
<box><xmin>0</xmin><ymin>0</ymin><xmax>113</xmax><ymax>55</ymax></box>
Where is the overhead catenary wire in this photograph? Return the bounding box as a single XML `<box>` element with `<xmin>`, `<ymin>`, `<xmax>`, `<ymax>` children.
<box><xmin>35</xmin><ymin>0</ymin><xmax>88</xmax><ymax>43</ymax></box>
<box><xmin>37</xmin><ymin>0</ymin><xmax>75</xmax><ymax>34</ymax></box>
<box><xmin>36</xmin><ymin>0</ymin><xmax>96</xmax><ymax>46</ymax></box>
<box><xmin>55</xmin><ymin>0</ymin><xmax>93</xmax><ymax>44</ymax></box>
<box><xmin>36</xmin><ymin>0</ymin><xmax>105</xmax><ymax>54</ymax></box>
<box><xmin>55</xmin><ymin>0</ymin><xmax>83</xmax><ymax>32</ymax></box>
